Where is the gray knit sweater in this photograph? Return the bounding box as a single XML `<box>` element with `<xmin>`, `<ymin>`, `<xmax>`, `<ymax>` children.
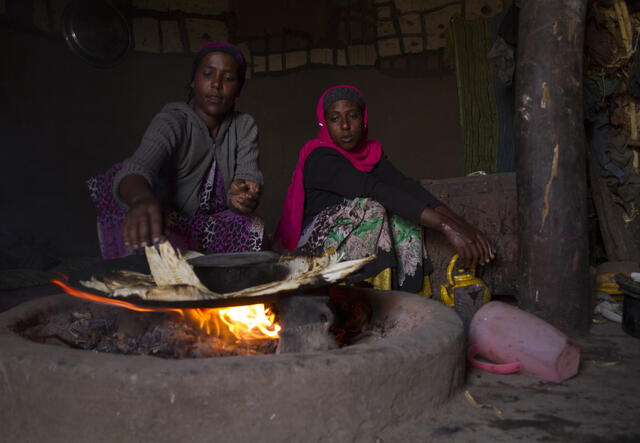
<box><xmin>113</xmin><ymin>102</ymin><xmax>262</xmax><ymax>217</ymax></box>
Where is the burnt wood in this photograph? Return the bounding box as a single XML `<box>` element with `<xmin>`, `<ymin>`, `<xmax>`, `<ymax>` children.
<box><xmin>514</xmin><ymin>0</ymin><xmax>591</xmax><ymax>335</ymax></box>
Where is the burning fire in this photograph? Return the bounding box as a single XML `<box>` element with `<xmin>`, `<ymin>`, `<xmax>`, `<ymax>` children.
<box><xmin>52</xmin><ymin>279</ymin><xmax>280</xmax><ymax>341</ymax></box>
<box><xmin>183</xmin><ymin>306</ymin><xmax>280</xmax><ymax>340</ymax></box>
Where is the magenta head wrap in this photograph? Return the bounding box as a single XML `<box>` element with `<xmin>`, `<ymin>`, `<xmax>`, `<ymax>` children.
<box><xmin>274</xmin><ymin>85</ymin><xmax>383</xmax><ymax>251</ymax></box>
<box><xmin>191</xmin><ymin>41</ymin><xmax>247</xmax><ymax>90</ymax></box>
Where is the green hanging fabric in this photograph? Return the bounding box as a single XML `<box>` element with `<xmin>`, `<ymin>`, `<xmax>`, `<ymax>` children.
<box><xmin>446</xmin><ymin>15</ymin><xmax>499</xmax><ymax>174</ymax></box>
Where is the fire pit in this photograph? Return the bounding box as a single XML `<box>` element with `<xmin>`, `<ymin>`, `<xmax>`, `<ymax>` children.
<box><xmin>0</xmin><ymin>286</ymin><xmax>464</xmax><ymax>442</ymax></box>
<box><xmin>12</xmin><ymin>297</ymin><xmax>280</xmax><ymax>358</ymax></box>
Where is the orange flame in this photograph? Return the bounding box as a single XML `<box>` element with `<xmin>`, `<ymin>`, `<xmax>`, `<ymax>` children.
<box><xmin>183</xmin><ymin>305</ymin><xmax>280</xmax><ymax>340</ymax></box>
<box><xmin>51</xmin><ymin>279</ymin><xmax>280</xmax><ymax>341</ymax></box>
<box><xmin>51</xmin><ymin>279</ymin><xmax>181</xmax><ymax>313</ymax></box>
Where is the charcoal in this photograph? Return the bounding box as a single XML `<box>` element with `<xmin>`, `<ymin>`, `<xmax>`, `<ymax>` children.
<box><xmin>16</xmin><ymin>305</ymin><xmax>278</xmax><ymax>359</ymax></box>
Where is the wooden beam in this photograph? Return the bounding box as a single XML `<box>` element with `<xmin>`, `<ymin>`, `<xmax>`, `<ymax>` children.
<box><xmin>514</xmin><ymin>0</ymin><xmax>591</xmax><ymax>335</ymax></box>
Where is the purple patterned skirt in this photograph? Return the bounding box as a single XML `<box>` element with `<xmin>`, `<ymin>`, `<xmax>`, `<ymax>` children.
<box><xmin>87</xmin><ymin>162</ymin><xmax>264</xmax><ymax>259</ymax></box>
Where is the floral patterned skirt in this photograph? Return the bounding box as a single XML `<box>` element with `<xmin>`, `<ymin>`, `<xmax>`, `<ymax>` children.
<box><xmin>297</xmin><ymin>198</ymin><xmax>432</xmax><ymax>294</ymax></box>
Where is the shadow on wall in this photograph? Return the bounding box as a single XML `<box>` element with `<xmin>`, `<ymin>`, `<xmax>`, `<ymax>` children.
<box><xmin>0</xmin><ymin>28</ymin><xmax>462</xmax><ymax>260</ymax></box>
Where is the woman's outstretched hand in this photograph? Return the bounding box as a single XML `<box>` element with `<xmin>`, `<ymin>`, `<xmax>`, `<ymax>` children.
<box><xmin>229</xmin><ymin>179</ymin><xmax>261</xmax><ymax>214</ymax></box>
<box><xmin>420</xmin><ymin>205</ymin><xmax>496</xmax><ymax>268</ymax></box>
<box><xmin>123</xmin><ymin>197</ymin><xmax>167</xmax><ymax>250</ymax></box>
<box><xmin>118</xmin><ymin>174</ymin><xmax>167</xmax><ymax>250</ymax></box>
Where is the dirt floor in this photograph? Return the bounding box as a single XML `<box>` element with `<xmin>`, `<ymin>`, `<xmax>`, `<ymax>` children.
<box><xmin>1</xmin><ymin>284</ymin><xmax>638</xmax><ymax>443</ymax></box>
<box><xmin>379</xmin><ymin>317</ymin><xmax>640</xmax><ymax>443</ymax></box>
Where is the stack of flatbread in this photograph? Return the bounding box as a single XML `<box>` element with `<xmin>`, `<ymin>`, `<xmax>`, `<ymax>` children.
<box><xmin>81</xmin><ymin>241</ymin><xmax>373</xmax><ymax>302</ymax></box>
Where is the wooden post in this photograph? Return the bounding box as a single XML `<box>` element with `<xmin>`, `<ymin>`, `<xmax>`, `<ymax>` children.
<box><xmin>515</xmin><ymin>0</ymin><xmax>591</xmax><ymax>335</ymax></box>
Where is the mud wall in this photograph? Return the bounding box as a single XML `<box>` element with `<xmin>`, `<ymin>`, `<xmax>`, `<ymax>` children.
<box><xmin>0</xmin><ymin>0</ymin><xmax>508</xmax><ymax>258</ymax></box>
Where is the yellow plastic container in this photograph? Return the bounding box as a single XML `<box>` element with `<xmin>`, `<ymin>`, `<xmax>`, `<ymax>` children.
<box><xmin>596</xmin><ymin>272</ymin><xmax>624</xmax><ymax>301</ymax></box>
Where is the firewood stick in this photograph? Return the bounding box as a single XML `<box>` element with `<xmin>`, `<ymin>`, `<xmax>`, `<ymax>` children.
<box><xmin>613</xmin><ymin>0</ymin><xmax>624</xmax><ymax>40</ymax></box>
<box><xmin>631</xmin><ymin>101</ymin><xmax>638</xmax><ymax>141</ymax></box>
<box><xmin>614</xmin><ymin>0</ymin><xmax>631</xmax><ymax>54</ymax></box>
<box><xmin>620</xmin><ymin>0</ymin><xmax>633</xmax><ymax>50</ymax></box>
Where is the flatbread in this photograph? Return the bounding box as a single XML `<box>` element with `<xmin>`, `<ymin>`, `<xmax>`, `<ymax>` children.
<box><xmin>80</xmin><ymin>241</ymin><xmax>374</xmax><ymax>302</ymax></box>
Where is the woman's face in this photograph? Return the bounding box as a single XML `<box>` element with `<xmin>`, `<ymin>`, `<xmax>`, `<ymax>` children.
<box><xmin>191</xmin><ymin>51</ymin><xmax>240</xmax><ymax>126</ymax></box>
<box><xmin>325</xmin><ymin>99</ymin><xmax>364</xmax><ymax>151</ymax></box>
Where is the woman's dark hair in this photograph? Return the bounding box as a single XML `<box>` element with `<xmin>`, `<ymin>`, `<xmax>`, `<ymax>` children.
<box><xmin>187</xmin><ymin>41</ymin><xmax>247</xmax><ymax>101</ymax></box>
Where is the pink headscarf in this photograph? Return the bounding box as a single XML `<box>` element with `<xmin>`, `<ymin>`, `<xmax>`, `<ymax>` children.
<box><xmin>274</xmin><ymin>85</ymin><xmax>383</xmax><ymax>251</ymax></box>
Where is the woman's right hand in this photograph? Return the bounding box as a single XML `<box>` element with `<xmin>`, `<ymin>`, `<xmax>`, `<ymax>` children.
<box><xmin>118</xmin><ymin>175</ymin><xmax>167</xmax><ymax>250</ymax></box>
<box><xmin>123</xmin><ymin>197</ymin><xmax>166</xmax><ymax>250</ymax></box>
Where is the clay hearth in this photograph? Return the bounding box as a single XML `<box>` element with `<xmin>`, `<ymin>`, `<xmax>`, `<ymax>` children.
<box><xmin>0</xmin><ymin>287</ymin><xmax>464</xmax><ymax>442</ymax></box>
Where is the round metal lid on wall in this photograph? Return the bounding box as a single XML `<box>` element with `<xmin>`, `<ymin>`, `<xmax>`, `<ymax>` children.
<box><xmin>62</xmin><ymin>0</ymin><xmax>131</xmax><ymax>68</ymax></box>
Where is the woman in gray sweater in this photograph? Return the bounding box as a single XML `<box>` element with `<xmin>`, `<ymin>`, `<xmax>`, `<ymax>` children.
<box><xmin>88</xmin><ymin>42</ymin><xmax>264</xmax><ymax>258</ymax></box>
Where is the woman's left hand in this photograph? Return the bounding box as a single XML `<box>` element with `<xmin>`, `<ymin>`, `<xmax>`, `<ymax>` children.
<box><xmin>229</xmin><ymin>179</ymin><xmax>261</xmax><ymax>214</ymax></box>
<box><xmin>420</xmin><ymin>205</ymin><xmax>496</xmax><ymax>268</ymax></box>
<box><xmin>440</xmin><ymin>217</ymin><xmax>494</xmax><ymax>268</ymax></box>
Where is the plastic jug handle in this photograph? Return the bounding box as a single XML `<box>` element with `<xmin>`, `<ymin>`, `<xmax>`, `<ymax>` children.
<box><xmin>467</xmin><ymin>344</ymin><xmax>522</xmax><ymax>374</ymax></box>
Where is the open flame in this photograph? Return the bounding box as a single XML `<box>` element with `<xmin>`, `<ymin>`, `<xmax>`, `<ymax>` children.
<box><xmin>52</xmin><ymin>279</ymin><xmax>280</xmax><ymax>342</ymax></box>
<box><xmin>184</xmin><ymin>306</ymin><xmax>280</xmax><ymax>340</ymax></box>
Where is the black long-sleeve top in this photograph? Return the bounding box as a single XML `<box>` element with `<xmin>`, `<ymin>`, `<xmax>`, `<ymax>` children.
<box><xmin>302</xmin><ymin>147</ymin><xmax>443</xmax><ymax>227</ymax></box>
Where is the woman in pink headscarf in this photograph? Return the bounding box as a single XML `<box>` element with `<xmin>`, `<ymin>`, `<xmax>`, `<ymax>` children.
<box><xmin>274</xmin><ymin>85</ymin><xmax>494</xmax><ymax>293</ymax></box>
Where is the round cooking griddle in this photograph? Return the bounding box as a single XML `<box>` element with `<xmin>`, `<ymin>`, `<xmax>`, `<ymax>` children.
<box><xmin>55</xmin><ymin>278</ymin><xmax>325</xmax><ymax>310</ymax></box>
<box><xmin>62</xmin><ymin>0</ymin><xmax>131</xmax><ymax>68</ymax></box>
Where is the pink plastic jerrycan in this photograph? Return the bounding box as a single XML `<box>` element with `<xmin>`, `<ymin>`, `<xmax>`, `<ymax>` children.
<box><xmin>468</xmin><ymin>301</ymin><xmax>581</xmax><ymax>383</ymax></box>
